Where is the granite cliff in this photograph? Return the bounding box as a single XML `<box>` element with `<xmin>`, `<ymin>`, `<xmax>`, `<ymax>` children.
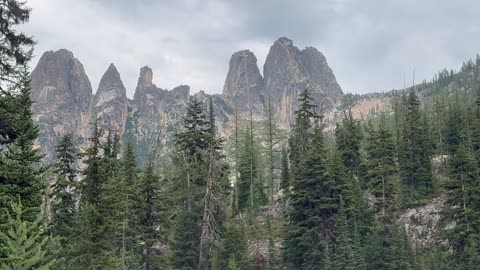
<box><xmin>30</xmin><ymin>37</ymin><xmax>345</xmax><ymax>164</ymax></box>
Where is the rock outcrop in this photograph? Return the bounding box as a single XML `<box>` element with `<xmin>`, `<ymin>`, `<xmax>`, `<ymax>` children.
<box><xmin>125</xmin><ymin>66</ymin><xmax>191</xmax><ymax>165</ymax></box>
<box><xmin>93</xmin><ymin>63</ymin><xmax>128</xmax><ymax>136</ymax></box>
<box><xmin>30</xmin><ymin>49</ymin><xmax>93</xmax><ymax>160</ymax></box>
<box><xmin>398</xmin><ymin>196</ymin><xmax>454</xmax><ymax>249</ymax></box>
<box><xmin>263</xmin><ymin>37</ymin><xmax>343</xmax><ymax>127</ymax></box>
<box><xmin>30</xmin><ymin>37</ymin><xmax>345</xmax><ymax>164</ymax></box>
<box><xmin>222</xmin><ymin>50</ymin><xmax>264</xmax><ymax>119</ymax></box>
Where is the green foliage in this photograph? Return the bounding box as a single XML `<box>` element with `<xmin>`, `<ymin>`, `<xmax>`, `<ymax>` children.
<box><xmin>0</xmin><ymin>199</ymin><xmax>54</xmax><ymax>270</ymax></box>
<box><xmin>335</xmin><ymin>108</ymin><xmax>363</xmax><ymax>180</ymax></box>
<box><xmin>364</xmin><ymin>117</ymin><xmax>397</xmax><ymax>215</ymax></box>
<box><xmin>216</xmin><ymin>220</ymin><xmax>253</xmax><ymax>270</ymax></box>
<box><xmin>398</xmin><ymin>90</ymin><xmax>433</xmax><ymax>206</ymax></box>
<box><xmin>50</xmin><ymin>133</ymin><xmax>78</xmax><ymax>266</ymax></box>
<box><xmin>284</xmin><ymin>90</ymin><xmax>335</xmax><ymax>269</ymax></box>
<box><xmin>0</xmin><ymin>71</ymin><xmax>47</xmax><ymax>222</ymax></box>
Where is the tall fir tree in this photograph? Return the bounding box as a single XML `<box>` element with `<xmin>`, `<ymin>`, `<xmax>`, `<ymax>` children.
<box><xmin>364</xmin><ymin>117</ymin><xmax>397</xmax><ymax>216</ymax></box>
<box><xmin>0</xmin><ymin>71</ymin><xmax>47</xmax><ymax>222</ymax></box>
<box><xmin>0</xmin><ymin>199</ymin><xmax>55</xmax><ymax>269</ymax></box>
<box><xmin>69</xmin><ymin>120</ymin><xmax>123</xmax><ymax>269</ymax></box>
<box><xmin>284</xmin><ymin>90</ymin><xmax>335</xmax><ymax>269</ymax></box>
<box><xmin>50</xmin><ymin>134</ymin><xmax>78</xmax><ymax>255</ymax></box>
<box><xmin>335</xmin><ymin>108</ymin><xmax>363</xmax><ymax>181</ymax></box>
<box><xmin>398</xmin><ymin>89</ymin><xmax>433</xmax><ymax>206</ymax></box>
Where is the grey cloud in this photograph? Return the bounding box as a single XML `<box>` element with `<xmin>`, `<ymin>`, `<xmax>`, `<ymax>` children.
<box><xmin>22</xmin><ymin>0</ymin><xmax>480</xmax><ymax>97</ymax></box>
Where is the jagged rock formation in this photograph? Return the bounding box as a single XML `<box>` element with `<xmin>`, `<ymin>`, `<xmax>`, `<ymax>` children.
<box><xmin>222</xmin><ymin>50</ymin><xmax>264</xmax><ymax>119</ymax></box>
<box><xmin>30</xmin><ymin>37</ymin><xmax>344</xmax><ymax>164</ymax></box>
<box><xmin>93</xmin><ymin>63</ymin><xmax>128</xmax><ymax>136</ymax></box>
<box><xmin>125</xmin><ymin>66</ymin><xmax>191</xmax><ymax>165</ymax></box>
<box><xmin>263</xmin><ymin>37</ymin><xmax>343</xmax><ymax>127</ymax></box>
<box><xmin>30</xmin><ymin>49</ymin><xmax>93</xmax><ymax>160</ymax></box>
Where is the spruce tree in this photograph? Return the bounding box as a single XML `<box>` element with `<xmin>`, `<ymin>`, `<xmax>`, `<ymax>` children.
<box><xmin>334</xmin><ymin>197</ymin><xmax>355</xmax><ymax>270</ymax></box>
<box><xmin>138</xmin><ymin>159</ymin><xmax>162</xmax><ymax>270</ymax></box>
<box><xmin>0</xmin><ymin>71</ymin><xmax>47</xmax><ymax>222</ymax></box>
<box><xmin>69</xmin><ymin>120</ymin><xmax>123</xmax><ymax>269</ymax></box>
<box><xmin>0</xmin><ymin>199</ymin><xmax>54</xmax><ymax>269</ymax></box>
<box><xmin>284</xmin><ymin>90</ymin><xmax>334</xmax><ymax>269</ymax></box>
<box><xmin>364</xmin><ymin>117</ymin><xmax>397</xmax><ymax>216</ymax></box>
<box><xmin>280</xmin><ymin>147</ymin><xmax>289</xmax><ymax>191</ymax></box>
<box><xmin>50</xmin><ymin>134</ymin><xmax>78</xmax><ymax>248</ymax></box>
<box><xmin>398</xmin><ymin>89</ymin><xmax>433</xmax><ymax>206</ymax></box>
<box><xmin>335</xmin><ymin>108</ymin><xmax>363</xmax><ymax>180</ymax></box>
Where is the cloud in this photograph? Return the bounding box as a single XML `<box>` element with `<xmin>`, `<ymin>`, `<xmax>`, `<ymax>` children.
<box><xmin>22</xmin><ymin>0</ymin><xmax>480</xmax><ymax>97</ymax></box>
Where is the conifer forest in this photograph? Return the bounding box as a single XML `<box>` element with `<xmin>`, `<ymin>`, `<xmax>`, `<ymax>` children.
<box><xmin>2</xmin><ymin>0</ymin><xmax>480</xmax><ymax>269</ymax></box>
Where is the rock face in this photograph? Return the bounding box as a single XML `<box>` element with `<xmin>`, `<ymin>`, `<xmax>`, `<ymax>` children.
<box><xmin>30</xmin><ymin>37</ymin><xmax>344</xmax><ymax>164</ymax></box>
<box><xmin>30</xmin><ymin>49</ymin><xmax>93</xmax><ymax>160</ymax></box>
<box><xmin>93</xmin><ymin>64</ymin><xmax>128</xmax><ymax>136</ymax></box>
<box><xmin>263</xmin><ymin>37</ymin><xmax>343</xmax><ymax>127</ymax></box>
<box><xmin>398</xmin><ymin>196</ymin><xmax>454</xmax><ymax>249</ymax></box>
<box><xmin>222</xmin><ymin>50</ymin><xmax>264</xmax><ymax>118</ymax></box>
<box><xmin>125</xmin><ymin>66</ymin><xmax>191</xmax><ymax>165</ymax></box>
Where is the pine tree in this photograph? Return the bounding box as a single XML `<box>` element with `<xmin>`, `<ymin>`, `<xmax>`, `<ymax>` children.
<box><xmin>0</xmin><ymin>199</ymin><xmax>54</xmax><ymax>270</ymax></box>
<box><xmin>284</xmin><ymin>91</ymin><xmax>334</xmax><ymax>269</ymax></box>
<box><xmin>50</xmin><ymin>134</ymin><xmax>78</xmax><ymax>248</ymax></box>
<box><xmin>444</xmin><ymin>141</ymin><xmax>480</xmax><ymax>253</ymax></box>
<box><xmin>335</xmin><ymin>108</ymin><xmax>363</xmax><ymax>180</ymax></box>
<box><xmin>0</xmin><ymin>0</ymin><xmax>34</xmax><ymax>88</ymax></box>
<box><xmin>264</xmin><ymin>100</ymin><xmax>282</xmax><ymax>205</ymax></box>
<box><xmin>0</xmin><ymin>71</ymin><xmax>47</xmax><ymax>222</ymax></box>
<box><xmin>216</xmin><ymin>220</ymin><xmax>253</xmax><ymax>270</ymax></box>
<box><xmin>364</xmin><ymin>117</ymin><xmax>397</xmax><ymax>216</ymax></box>
<box><xmin>334</xmin><ymin>197</ymin><xmax>355</xmax><ymax>270</ymax></box>
<box><xmin>237</xmin><ymin>120</ymin><xmax>265</xmax><ymax>211</ymax></box>
<box><xmin>398</xmin><ymin>89</ymin><xmax>433</xmax><ymax>206</ymax></box>
<box><xmin>198</xmin><ymin>99</ymin><xmax>229</xmax><ymax>269</ymax></box>
<box><xmin>69</xmin><ymin>120</ymin><xmax>123</xmax><ymax>269</ymax></box>
<box><xmin>171</xmin><ymin>98</ymin><xmax>228</xmax><ymax>269</ymax></box>
<box><xmin>280</xmin><ymin>147</ymin><xmax>289</xmax><ymax>191</ymax></box>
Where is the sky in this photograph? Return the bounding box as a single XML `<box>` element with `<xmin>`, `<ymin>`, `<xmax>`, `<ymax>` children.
<box><xmin>22</xmin><ymin>0</ymin><xmax>480</xmax><ymax>97</ymax></box>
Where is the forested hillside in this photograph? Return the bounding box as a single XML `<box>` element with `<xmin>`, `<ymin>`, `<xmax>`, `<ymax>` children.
<box><xmin>2</xmin><ymin>1</ymin><xmax>480</xmax><ymax>269</ymax></box>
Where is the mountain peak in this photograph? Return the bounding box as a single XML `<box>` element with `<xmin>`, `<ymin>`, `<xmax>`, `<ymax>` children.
<box><xmin>274</xmin><ymin>36</ymin><xmax>294</xmax><ymax>47</ymax></box>
<box><xmin>223</xmin><ymin>49</ymin><xmax>262</xmax><ymax>98</ymax></box>
<box><xmin>139</xmin><ymin>66</ymin><xmax>153</xmax><ymax>88</ymax></box>
<box><xmin>96</xmin><ymin>63</ymin><xmax>125</xmax><ymax>96</ymax></box>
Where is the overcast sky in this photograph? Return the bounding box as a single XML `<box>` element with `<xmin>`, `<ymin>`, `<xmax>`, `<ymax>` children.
<box><xmin>22</xmin><ymin>0</ymin><xmax>480</xmax><ymax>97</ymax></box>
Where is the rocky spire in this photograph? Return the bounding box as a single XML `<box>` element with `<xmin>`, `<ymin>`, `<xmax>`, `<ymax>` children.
<box><xmin>30</xmin><ymin>49</ymin><xmax>93</xmax><ymax>161</ymax></box>
<box><xmin>222</xmin><ymin>49</ymin><xmax>264</xmax><ymax>117</ymax></box>
<box><xmin>30</xmin><ymin>49</ymin><xmax>92</xmax><ymax>115</ymax></box>
<box><xmin>223</xmin><ymin>50</ymin><xmax>263</xmax><ymax>98</ymax></box>
<box><xmin>263</xmin><ymin>37</ymin><xmax>343</xmax><ymax>126</ymax></box>
<box><xmin>93</xmin><ymin>63</ymin><xmax>128</xmax><ymax>136</ymax></box>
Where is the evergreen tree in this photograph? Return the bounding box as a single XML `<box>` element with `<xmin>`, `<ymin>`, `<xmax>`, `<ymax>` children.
<box><xmin>280</xmin><ymin>147</ymin><xmax>289</xmax><ymax>191</ymax></box>
<box><xmin>198</xmin><ymin>99</ymin><xmax>230</xmax><ymax>269</ymax></box>
<box><xmin>0</xmin><ymin>71</ymin><xmax>47</xmax><ymax>222</ymax></box>
<box><xmin>69</xmin><ymin>120</ymin><xmax>123</xmax><ymax>269</ymax></box>
<box><xmin>0</xmin><ymin>0</ymin><xmax>35</xmax><ymax>88</ymax></box>
<box><xmin>216</xmin><ymin>221</ymin><xmax>253</xmax><ymax>270</ymax></box>
<box><xmin>237</xmin><ymin>119</ymin><xmax>265</xmax><ymax>211</ymax></box>
<box><xmin>444</xmin><ymin>141</ymin><xmax>480</xmax><ymax>253</ymax></box>
<box><xmin>137</xmin><ymin>157</ymin><xmax>162</xmax><ymax>269</ymax></box>
<box><xmin>398</xmin><ymin>90</ymin><xmax>433</xmax><ymax>206</ymax></box>
<box><xmin>364</xmin><ymin>117</ymin><xmax>397</xmax><ymax>216</ymax></box>
<box><xmin>0</xmin><ymin>199</ymin><xmax>54</xmax><ymax>269</ymax></box>
<box><xmin>334</xmin><ymin>197</ymin><xmax>355</xmax><ymax>270</ymax></box>
<box><xmin>335</xmin><ymin>108</ymin><xmax>363</xmax><ymax>180</ymax></box>
<box><xmin>171</xmin><ymin>98</ymin><xmax>228</xmax><ymax>269</ymax></box>
<box><xmin>264</xmin><ymin>100</ymin><xmax>282</xmax><ymax>205</ymax></box>
<box><xmin>50</xmin><ymin>134</ymin><xmax>77</xmax><ymax>250</ymax></box>
<box><xmin>284</xmin><ymin>91</ymin><xmax>334</xmax><ymax>269</ymax></box>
